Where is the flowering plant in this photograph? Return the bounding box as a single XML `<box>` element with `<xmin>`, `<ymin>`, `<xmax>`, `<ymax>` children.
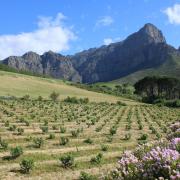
<box><xmin>106</xmin><ymin>121</ymin><xmax>180</xmax><ymax>180</ymax></box>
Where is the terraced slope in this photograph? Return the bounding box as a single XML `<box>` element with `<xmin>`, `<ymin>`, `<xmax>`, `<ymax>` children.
<box><xmin>0</xmin><ymin>99</ymin><xmax>179</xmax><ymax>179</ymax></box>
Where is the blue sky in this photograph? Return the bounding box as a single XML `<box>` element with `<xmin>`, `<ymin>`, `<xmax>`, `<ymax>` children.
<box><xmin>0</xmin><ymin>0</ymin><xmax>180</xmax><ymax>59</ymax></box>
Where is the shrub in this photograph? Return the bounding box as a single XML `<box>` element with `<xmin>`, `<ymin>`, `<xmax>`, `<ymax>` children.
<box><xmin>49</xmin><ymin>91</ymin><xmax>59</xmax><ymax>102</ymax></box>
<box><xmin>5</xmin><ymin>121</ymin><xmax>9</xmax><ymax>127</ymax></box>
<box><xmin>107</xmin><ymin>121</ymin><xmax>180</xmax><ymax>180</ymax></box>
<box><xmin>83</xmin><ymin>138</ymin><xmax>93</xmax><ymax>144</ymax></box>
<box><xmin>33</xmin><ymin>137</ymin><xmax>44</xmax><ymax>148</ymax></box>
<box><xmin>20</xmin><ymin>158</ymin><xmax>34</xmax><ymax>174</ymax></box>
<box><xmin>43</xmin><ymin>120</ymin><xmax>48</xmax><ymax>126</ymax></box>
<box><xmin>106</xmin><ymin>135</ymin><xmax>113</xmax><ymax>142</ymax></box>
<box><xmin>90</xmin><ymin>153</ymin><xmax>103</xmax><ymax>164</ymax></box>
<box><xmin>0</xmin><ymin>137</ymin><xmax>8</xmax><ymax>150</ymax></box>
<box><xmin>52</xmin><ymin>125</ymin><xmax>58</xmax><ymax>130</ymax></box>
<box><xmin>138</xmin><ymin>124</ymin><xmax>143</xmax><ymax>130</ymax></box>
<box><xmin>25</xmin><ymin>135</ymin><xmax>32</xmax><ymax>142</ymax></box>
<box><xmin>126</xmin><ymin>124</ymin><xmax>131</xmax><ymax>130</ymax></box>
<box><xmin>138</xmin><ymin>133</ymin><xmax>148</xmax><ymax>141</ymax></box>
<box><xmin>71</xmin><ymin>129</ymin><xmax>80</xmax><ymax>138</ymax></box>
<box><xmin>79</xmin><ymin>171</ymin><xmax>98</xmax><ymax>180</ymax></box>
<box><xmin>17</xmin><ymin>128</ymin><xmax>24</xmax><ymax>135</ymax></box>
<box><xmin>37</xmin><ymin>96</ymin><xmax>43</xmax><ymax>101</ymax></box>
<box><xmin>10</xmin><ymin>146</ymin><xmax>23</xmax><ymax>158</ymax></box>
<box><xmin>59</xmin><ymin>154</ymin><xmax>74</xmax><ymax>168</ymax></box>
<box><xmin>116</xmin><ymin>101</ymin><xmax>126</xmax><ymax>106</ymax></box>
<box><xmin>8</xmin><ymin>125</ymin><xmax>16</xmax><ymax>131</ymax></box>
<box><xmin>170</xmin><ymin>138</ymin><xmax>180</xmax><ymax>153</ymax></box>
<box><xmin>80</xmin><ymin>97</ymin><xmax>89</xmax><ymax>104</ymax></box>
<box><xmin>124</xmin><ymin>133</ymin><xmax>131</xmax><ymax>140</ymax></box>
<box><xmin>109</xmin><ymin>126</ymin><xmax>117</xmax><ymax>136</ymax></box>
<box><xmin>21</xmin><ymin>95</ymin><xmax>30</xmax><ymax>101</ymax></box>
<box><xmin>24</xmin><ymin>120</ymin><xmax>30</xmax><ymax>126</ymax></box>
<box><xmin>40</xmin><ymin>126</ymin><xmax>48</xmax><ymax>134</ymax></box>
<box><xmin>64</xmin><ymin>96</ymin><xmax>89</xmax><ymax>104</ymax></box>
<box><xmin>60</xmin><ymin>126</ymin><xmax>66</xmax><ymax>133</ymax></box>
<box><xmin>48</xmin><ymin>133</ymin><xmax>55</xmax><ymax>139</ymax></box>
<box><xmin>101</xmin><ymin>144</ymin><xmax>108</xmax><ymax>151</ymax></box>
<box><xmin>60</xmin><ymin>137</ymin><xmax>69</xmax><ymax>146</ymax></box>
<box><xmin>64</xmin><ymin>96</ymin><xmax>79</xmax><ymax>104</ymax></box>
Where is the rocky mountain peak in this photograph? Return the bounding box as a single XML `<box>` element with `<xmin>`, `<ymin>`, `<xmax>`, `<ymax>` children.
<box><xmin>139</xmin><ymin>23</ymin><xmax>166</xmax><ymax>44</ymax></box>
<box><xmin>43</xmin><ymin>50</ymin><xmax>55</xmax><ymax>55</ymax></box>
<box><xmin>2</xmin><ymin>23</ymin><xmax>179</xmax><ymax>84</ymax></box>
<box><xmin>22</xmin><ymin>51</ymin><xmax>41</xmax><ymax>61</ymax></box>
<box><xmin>124</xmin><ymin>23</ymin><xmax>166</xmax><ymax>48</ymax></box>
<box><xmin>42</xmin><ymin>51</ymin><xmax>60</xmax><ymax>59</ymax></box>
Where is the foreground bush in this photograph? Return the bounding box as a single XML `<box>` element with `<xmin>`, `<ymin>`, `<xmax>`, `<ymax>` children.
<box><xmin>10</xmin><ymin>146</ymin><xmax>23</xmax><ymax>158</ymax></box>
<box><xmin>79</xmin><ymin>171</ymin><xmax>98</xmax><ymax>180</ymax></box>
<box><xmin>90</xmin><ymin>153</ymin><xmax>103</xmax><ymax>164</ymax></box>
<box><xmin>20</xmin><ymin>158</ymin><xmax>34</xmax><ymax>174</ymax></box>
<box><xmin>33</xmin><ymin>137</ymin><xmax>44</xmax><ymax>148</ymax></box>
<box><xmin>59</xmin><ymin>137</ymin><xmax>69</xmax><ymax>146</ymax></box>
<box><xmin>59</xmin><ymin>154</ymin><xmax>74</xmax><ymax>168</ymax></box>
<box><xmin>49</xmin><ymin>91</ymin><xmax>59</xmax><ymax>102</ymax></box>
<box><xmin>105</xmin><ymin>121</ymin><xmax>180</xmax><ymax>180</ymax></box>
<box><xmin>0</xmin><ymin>137</ymin><xmax>8</xmax><ymax>150</ymax></box>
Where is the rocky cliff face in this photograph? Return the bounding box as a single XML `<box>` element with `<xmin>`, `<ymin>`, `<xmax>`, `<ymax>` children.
<box><xmin>70</xmin><ymin>23</ymin><xmax>177</xmax><ymax>83</ymax></box>
<box><xmin>3</xmin><ymin>51</ymin><xmax>81</xmax><ymax>82</ymax></box>
<box><xmin>1</xmin><ymin>23</ymin><xmax>179</xmax><ymax>83</ymax></box>
<box><xmin>3</xmin><ymin>52</ymin><xmax>44</xmax><ymax>74</ymax></box>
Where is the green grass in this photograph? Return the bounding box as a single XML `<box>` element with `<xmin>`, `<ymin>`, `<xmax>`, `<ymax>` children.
<box><xmin>111</xmin><ymin>55</ymin><xmax>180</xmax><ymax>84</ymax></box>
<box><xmin>0</xmin><ymin>70</ymin><xmax>137</xmax><ymax>104</ymax></box>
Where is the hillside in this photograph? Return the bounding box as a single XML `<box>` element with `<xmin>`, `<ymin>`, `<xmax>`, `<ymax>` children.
<box><xmin>0</xmin><ymin>70</ymin><xmax>136</xmax><ymax>104</ymax></box>
<box><xmin>113</xmin><ymin>54</ymin><xmax>180</xmax><ymax>84</ymax></box>
<box><xmin>2</xmin><ymin>23</ymin><xmax>180</xmax><ymax>84</ymax></box>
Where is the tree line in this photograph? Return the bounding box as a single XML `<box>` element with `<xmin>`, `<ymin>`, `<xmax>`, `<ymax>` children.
<box><xmin>134</xmin><ymin>76</ymin><xmax>180</xmax><ymax>102</ymax></box>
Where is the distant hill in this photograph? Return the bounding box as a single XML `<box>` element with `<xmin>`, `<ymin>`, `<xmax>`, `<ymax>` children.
<box><xmin>1</xmin><ymin>23</ymin><xmax>180</xmax><ymax>84</ymax></box>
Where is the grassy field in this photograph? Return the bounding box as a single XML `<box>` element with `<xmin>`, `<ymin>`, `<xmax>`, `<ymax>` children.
<box><xmin>0</xmin><ymin>99</ymin><xmax>179</xmax><ymax>179</ymax></box>
<box><xmin>0</xmin><ymin>70</ymin><xmax>136</xmax><ymax>105</ymax></box>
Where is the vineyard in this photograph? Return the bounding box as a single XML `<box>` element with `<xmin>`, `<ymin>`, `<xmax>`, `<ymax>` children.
<box><xmin>0</xmin><ymin>99</ymin><xmax>179</xmax><ymax>179</ymax></box>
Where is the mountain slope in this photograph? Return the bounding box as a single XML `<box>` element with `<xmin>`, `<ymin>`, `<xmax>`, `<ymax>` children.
<box><xmin>1</xmin><ymin>23</ymin><xmax>180</xmax><ymax>84</ymax></box>
<box><xmin>113</xmin><ymin>55</ymin><xmax>180</xmax><ymax>84</ymax></box>
<box><xmin>0</xmin><ymin>70</ymin><xmax>138</xmax><ymax>104</ymax></box>
<box><xmin>70</xmin><ymin>23</ymin><xmax>178</xmax><ymax>83</ymax></box>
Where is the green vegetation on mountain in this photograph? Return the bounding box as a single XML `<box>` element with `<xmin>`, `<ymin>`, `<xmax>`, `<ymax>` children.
<box><xmin>114</xmin><ymin>55</ymin><xmax>180</xmax><ymax>84</ymax></box>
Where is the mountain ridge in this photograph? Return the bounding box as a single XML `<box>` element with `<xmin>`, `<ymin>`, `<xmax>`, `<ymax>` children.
<box><xmin>1</xmin><ymin>23</ymin><xmax>180</xmax><ymax>84</ymax></box>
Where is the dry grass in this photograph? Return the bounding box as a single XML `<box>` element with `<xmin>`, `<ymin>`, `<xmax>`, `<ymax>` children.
<box><xmin>0</xmin><ymin>70</ymin><xmax>137</xmax><ymax>104</ymax></box>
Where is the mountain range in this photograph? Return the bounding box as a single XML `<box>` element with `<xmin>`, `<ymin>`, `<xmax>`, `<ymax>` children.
<box><xmin>1</xmin><ymin>23</ymin><xmax>180</xmax><ymax>84</ymax></box>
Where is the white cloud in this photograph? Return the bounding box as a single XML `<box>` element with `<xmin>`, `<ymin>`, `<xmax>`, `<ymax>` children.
<box><xmin>164</xmin><ymin>4</ymin><xmax>180</xmax><ymax>25</ymax></box>
<box><xmin>0</xmin><ymin>13</ymin><xmax>76</xmax><ymax>59</ymax></box>
<box><xmin>103</xmin><ymin>38</ymin><xmax>113</xmax><ymax>45</ymax></box>
<box><xmin>96</xmin><ymin>16</ymin><xmax>114</xmax><ymax>27</ymax></box>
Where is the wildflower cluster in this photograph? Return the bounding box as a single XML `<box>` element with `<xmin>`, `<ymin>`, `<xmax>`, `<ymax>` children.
<box><xmin>168</xmin><ymin>121</ymin><xmax>180</xmax><ymax>139</ymax></box>
<box><xmin>105</xmin><ymin>121</ymin><xmax>180</xmax><ymax>180</ymax></box>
